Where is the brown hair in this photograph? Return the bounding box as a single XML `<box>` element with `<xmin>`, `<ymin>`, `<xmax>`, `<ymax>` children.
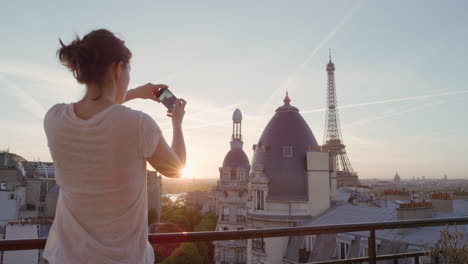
<box><xmin>57</xmin><ymin>29</ymin><xmax>132</xmax><ymax>100</ymax></box>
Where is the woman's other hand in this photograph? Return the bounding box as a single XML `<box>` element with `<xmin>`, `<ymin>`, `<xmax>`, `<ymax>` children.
<box><xmin>168</xmin><ymin>99</ymin><xmax>187</xmax><ymax>127</ymax></box>
<box><xmin>125</xmin><ymin>83</ymin><xmax>168</xmax><ymax>102</ymax></box>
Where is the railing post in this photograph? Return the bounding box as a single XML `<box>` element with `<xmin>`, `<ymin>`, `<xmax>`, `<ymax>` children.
<box><xmin>369</xmin><ymin>229</ymin><xmax>376</xmax><ymax>264</ymax></box>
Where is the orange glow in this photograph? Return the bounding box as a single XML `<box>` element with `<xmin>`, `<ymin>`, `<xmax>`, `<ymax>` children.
<box><xmin>181</xmin><ymin>165</ymin><xmax>191</xmax><ymax>179</ymax></box>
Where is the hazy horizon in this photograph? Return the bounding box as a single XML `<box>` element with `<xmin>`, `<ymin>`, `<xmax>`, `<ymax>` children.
<box><xmin>1</xmin><ymin>1</ymin><xmax>468</xmax><ymax>179</ymax></box>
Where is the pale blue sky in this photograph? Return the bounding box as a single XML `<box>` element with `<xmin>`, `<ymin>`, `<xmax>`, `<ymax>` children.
<box><xmin>1</xmin><ymin>1</ymin><xmax>467</xmax><ymax>179</ymax></box>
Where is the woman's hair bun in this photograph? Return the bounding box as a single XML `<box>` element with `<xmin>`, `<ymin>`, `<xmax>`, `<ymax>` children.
<box><xmin>57</xmin><ymin>29</ymin><xmax>132</xmax><ymax>86</ymax></box>
<box><xmin>58</xmin><ymin>36</ymin><xmax>97</xmax><ymax>84</ymax></box>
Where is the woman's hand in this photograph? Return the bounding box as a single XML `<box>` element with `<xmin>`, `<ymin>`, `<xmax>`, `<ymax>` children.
<box><xmin>125</xmin><ymin>83</ymin><xmax>168</xmax><ymax>102</ymax></box>
<box><xmin>168</xmin><ymin>98</ymin><xmax>187</xmax><ymax>127</ymax></box>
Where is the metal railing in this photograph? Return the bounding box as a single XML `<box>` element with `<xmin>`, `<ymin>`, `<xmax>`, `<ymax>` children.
<box><xmin>1</xmin><ymin>217</ymin><xmax>467</xmax><ymax>263</ymax></box>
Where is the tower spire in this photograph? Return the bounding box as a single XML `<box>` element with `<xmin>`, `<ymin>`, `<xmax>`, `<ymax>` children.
<box><xmin>231</xmin><ymin>109</ymin><xmax>243</xmax><ymax>149</ymax></box>
<box><xmin>329</xmin><ymin>48</ymin><xmax>331</xmax><ymax>62</ymax></box>
<box><xmin>284</xmin><ymin>91</ymin><xmax>291</xmax><ymax>105</ymax></box>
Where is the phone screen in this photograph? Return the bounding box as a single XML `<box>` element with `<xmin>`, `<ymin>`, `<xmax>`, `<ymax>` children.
<box><xmin>157</xmin><ymin>88</ymin><xmax>177</xmax><ymax>111</ymax></box>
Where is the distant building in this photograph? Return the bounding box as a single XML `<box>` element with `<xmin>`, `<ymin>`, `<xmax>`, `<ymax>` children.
<box><xmin>394</xmin><ymin>171</ymin><xmax>401</xmax><ymax>183</ymax></box>
<box><xmin>0</xmin><ymin>151</ymin><xmax>26</xmax><ymax>189</ymax></box>
<box><xmin>147</xmin><ymin>170</ymin><xmax>162</xmax><ymax>223</ymax></box>
<box><xmin>214</xmin><ymin>109</ymin><xmax>250</xmax><ymax>264</ymax></box>
<box><xmin>0</xmin><ymin>151</ymin><xmax>27</xmax><ymax>225</ymax></box>
<box><xmin>186</xmin><ymin>190</ymin><xmax>210</xmax><ymax>212</ymax></box>
<box><xmin>45</xmin><ymin>184</ymin><xmax>59</xmax><ymax>218</ymax></box>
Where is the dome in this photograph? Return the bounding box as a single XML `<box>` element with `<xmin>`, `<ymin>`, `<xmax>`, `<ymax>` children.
<box><xmin>232</xmin><ymin>108</ymin><xmax>242</xmax><ymax>122</ymax></box>
<box><xmin>0</xmin><ymin>151</ymin><xmax>27</xmax><ymax>168</ymax></box>
<box><xmin>251</xmin><ymin>95</ymin><xmax>319</xmax><ymax>201</ymax></box>
<box><xmin>222</xmin><ymin>148</ymin><xmax>250</xmax><ymax>169</ymax></box>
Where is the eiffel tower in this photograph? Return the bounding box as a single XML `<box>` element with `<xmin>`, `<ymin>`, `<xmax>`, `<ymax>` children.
<box><xmin>322</xmin><ymin>50</ymin><xmax>359</xmax><ymax>187</ymax></box>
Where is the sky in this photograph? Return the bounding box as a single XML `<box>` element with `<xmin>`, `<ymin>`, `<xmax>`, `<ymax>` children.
<box><xmin>1</xmin><ymin>1</ymin><xmax>467</xmax><ymax>179</ymax></box>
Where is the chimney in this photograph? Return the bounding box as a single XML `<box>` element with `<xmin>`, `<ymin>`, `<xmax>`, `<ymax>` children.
<box><xmin>397</xmin><ymin>200</ymin><xmax>433</xmax><ymax>221</ymax></box>
<box><xmin>453</xmin><ymin>190</ymin><xmax>468</xmax><ymax>200</ymax></box>
<box><xmin>384</xmin><ymin>189</ymin><xmax>411</xmax><ymax>201</ymax></box>
<box><xmin>431</xmin><ymin>192</ymin><xmax>453</xmax><ymax>213</ymax></box>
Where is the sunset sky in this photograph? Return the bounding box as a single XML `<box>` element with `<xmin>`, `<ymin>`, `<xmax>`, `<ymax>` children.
<box><xmin>1</xmin><ymin>1</ymin><xmax>467</xmax><ymax>179</ymax></box>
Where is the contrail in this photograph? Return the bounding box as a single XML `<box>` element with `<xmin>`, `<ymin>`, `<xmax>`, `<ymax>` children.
<box><xmin>343</xmin><ymin>99</ymin><xmax>450</xmax><ymax>128</ymax></box>
<box><xmin>183</xmin><ymin>121</ymin><xmax>232</xmax><ymax>131</ymax></box>
<box><xmin>264</xmin><ymin>1</ymin><xmax>363</xmax><ymax>107</ymax></box>
<box><xmin>159</xmin><ymin>101</ymin><xmax>248</xmax><ymax>127</ymax></box>
<box><xmin>299</xmin><ymin>1</ymin><xmax>362</xmax><ymax>69</ymax></box>
<box><xmin>0</xmin><ymin>60</ymin><xmax>74</xmax><ymax>90</ymax></box>
<box><xmin>418</xmin><ymin>127</ymin><xmax>468</xmax><ymax>137</ymax></box>
<box><xmin>301</xmin><ymin>90</ymin><xmax>468</xmax><ymax>114</ymax></box>
<box><xmin>0</xmin><ymin>75</ymin><xmax>47</xmax><ymax>119</ymax></box>
<box><xmin>153</xmin><ymin>65</ymin><xmax>202</xmax><ymax>83</ymax></box>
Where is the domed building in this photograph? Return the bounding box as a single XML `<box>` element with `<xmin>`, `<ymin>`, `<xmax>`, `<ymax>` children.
<box><xmin>214</xmin><ymin>109</ymin><xmax>250</xmax><ymax>264</ymax></box>
<box><xmin>394</xmin><ymin>171</ymin><xmax>401</xmax><ymax>183</ymax></box>
<box><xmin>246</xmin><ymin>94</ymin><xmax>336</xmax><ymax>264</ymax></box>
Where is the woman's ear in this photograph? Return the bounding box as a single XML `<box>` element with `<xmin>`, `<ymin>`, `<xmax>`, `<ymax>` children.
<box><xmin>112</xmin><ymin>61</ymin><xmax>124</xmax><ymax>81</ymax></box>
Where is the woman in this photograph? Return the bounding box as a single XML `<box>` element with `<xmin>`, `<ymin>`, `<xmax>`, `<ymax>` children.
<box><xmin>43</xmin><ymin>29</ymin><xmax>186</xmax><ymax>263</ymax></box>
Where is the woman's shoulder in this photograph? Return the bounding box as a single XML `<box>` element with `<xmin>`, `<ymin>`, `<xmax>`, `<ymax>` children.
<box><xmin>113</xmin><ymin>104</ymin><xmax>147</xmax><ymax>118</ymax></box>
<box><xmin>44</xmin><ymin>103</ymin><xmax>68</xmax><ymax>120</ymax></box>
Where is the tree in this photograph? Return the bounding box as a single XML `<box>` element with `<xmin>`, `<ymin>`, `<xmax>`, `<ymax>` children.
<box><xmin>424</xmin><ymin>225</ymin><xmax>468</xmax><ymax>264</ymax></box>
<box><xmin>148</xmin><ymin>209</ymin><xmax>159</xmax><ymax>226</ymax></box>
<box><xmin>163</xmin><ymin>243</ymin><xmax>204</xmax><ymax>264</ymax></box>
<box><xmin>161</xmin><ymin>197</ymin><xmax>201</xmax><ymax>232</ymax></box>
<box><xmin>151</xmin><ymin>222</ymin><xmax>184</xmax><ymax>262</ymax></box>
<box><xmin>194</xmin><ymin>212</ymin><xmax>217</xmax><ymax>264</ymax></box>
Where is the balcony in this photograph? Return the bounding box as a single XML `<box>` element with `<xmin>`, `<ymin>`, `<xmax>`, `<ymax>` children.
<box><xmin>236</xmin><ymin>215</ymin><xmax>246</xmax><ymax>222</ymax></box>
<box><xmin>1</xmin><ymin>217</ymin><xmax>467</xmax><ymax>263</ymax></box>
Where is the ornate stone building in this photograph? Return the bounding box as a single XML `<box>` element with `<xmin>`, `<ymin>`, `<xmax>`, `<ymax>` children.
<box><xmin>246</xmin><ymin>95</ymin><xmax>336</xmax><ymax>264</ymax></box>
<box><xmin>214</xmin><ymin>109</ymin><xmax>250</xmax><ymax>264</ymax></box>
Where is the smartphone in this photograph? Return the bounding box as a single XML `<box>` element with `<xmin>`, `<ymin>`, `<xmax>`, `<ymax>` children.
<box><xmin>154</xmin><ymin>87</ymin><xmax>177</xmax><ymax>111</ymax></box>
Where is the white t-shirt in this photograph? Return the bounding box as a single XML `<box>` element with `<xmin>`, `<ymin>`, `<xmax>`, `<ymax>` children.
<box><xmin>42</xmin><ymin>103</ymin><xmax>161</xmax><ymax>264</ymax></box>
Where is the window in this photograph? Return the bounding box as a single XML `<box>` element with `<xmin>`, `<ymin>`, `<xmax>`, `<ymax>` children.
<box><xmin>223</xmin><ymin>171</ymin><xmax>230</xmax><ymax>179</ymax></box>
<box><xmin>360</xmin><ymin>247</ymin><xmax>369</xmax><ymax>257</ymax></box>
<box><xmin>252</xmin><ymin>238</ymin><xmax>265</xmax><ymax>252</ymax></box>
<box><xmin>338</xmin><ymin>242</ymin><xmax>350</xmax><ymax>259</ymax></box>
<box><xmin>299</xmin><ymin>236</ymin><xmax>315</xmax><ymax>263</ymax></box>
<box><xmin>236</xmin><ymin>207</ymin><xmax>245</xmax><ymax>222</ymax></box>
<box><xmin>235</xmin><ymin>248</ymin><xmax>246</xmax><ymax>264</ymax></box>
<box><xmin>303</xmin><ymin>236</ymin><xmax>315</xmax><ymax>252</ymax></box>
<box><xmin>221</xmin><ymin>248</ymin><xmax>229</xmax><ymax>264</ymax></box>
<box><xmin>222</xmin><ymin>227</ymin><xmax>229</xmax><ymax>231</ymax></box>
<box><xmin>237</xmin><ymin>227</ymin><xmax>244</xmax><ymax>230</ymax></box>
<box><xmin>255</xmin><ymin>190</ymin><xmax>264</xmax><ymax>210</ymax></box>
<box><xmin>230</xmin><ymin>170</ymin><xmax>237</xmax><ymax>180</ymax></box>
<box><xmin>9</xmin><ymin>193</ymin><xmax>15</xmax><ymax>200</ymax></box>
<box><xmin>298</xmin><ymin>248</ymin><xmax>310</xmax><ymax>263</ymax></box>
<box><xmin>283</xmin><ymin>146</ymin><xmax>293</xmax><ymax>158</ymax></box>
<box><xmin>222</xmin><ymin>206</ymin><xmax>230</xmax><ymax>221</ymax></box>
<box><xmin>237</xmin><ymin>171</ymin><xmax>244</xmax><ymax>181</ymax></box>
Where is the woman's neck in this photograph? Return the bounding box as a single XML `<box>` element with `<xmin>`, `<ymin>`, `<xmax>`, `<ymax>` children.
<box><xmin>82</xmin><ymin>83</ymin><xmax>118</xmax><ymax>104</ymax></box>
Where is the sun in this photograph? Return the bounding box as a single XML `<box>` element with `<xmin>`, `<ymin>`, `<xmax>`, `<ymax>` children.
<box><xmin>181</xmin><ymin>166</ymin><xmax>191</xmax><ymax>179</ymax></box>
